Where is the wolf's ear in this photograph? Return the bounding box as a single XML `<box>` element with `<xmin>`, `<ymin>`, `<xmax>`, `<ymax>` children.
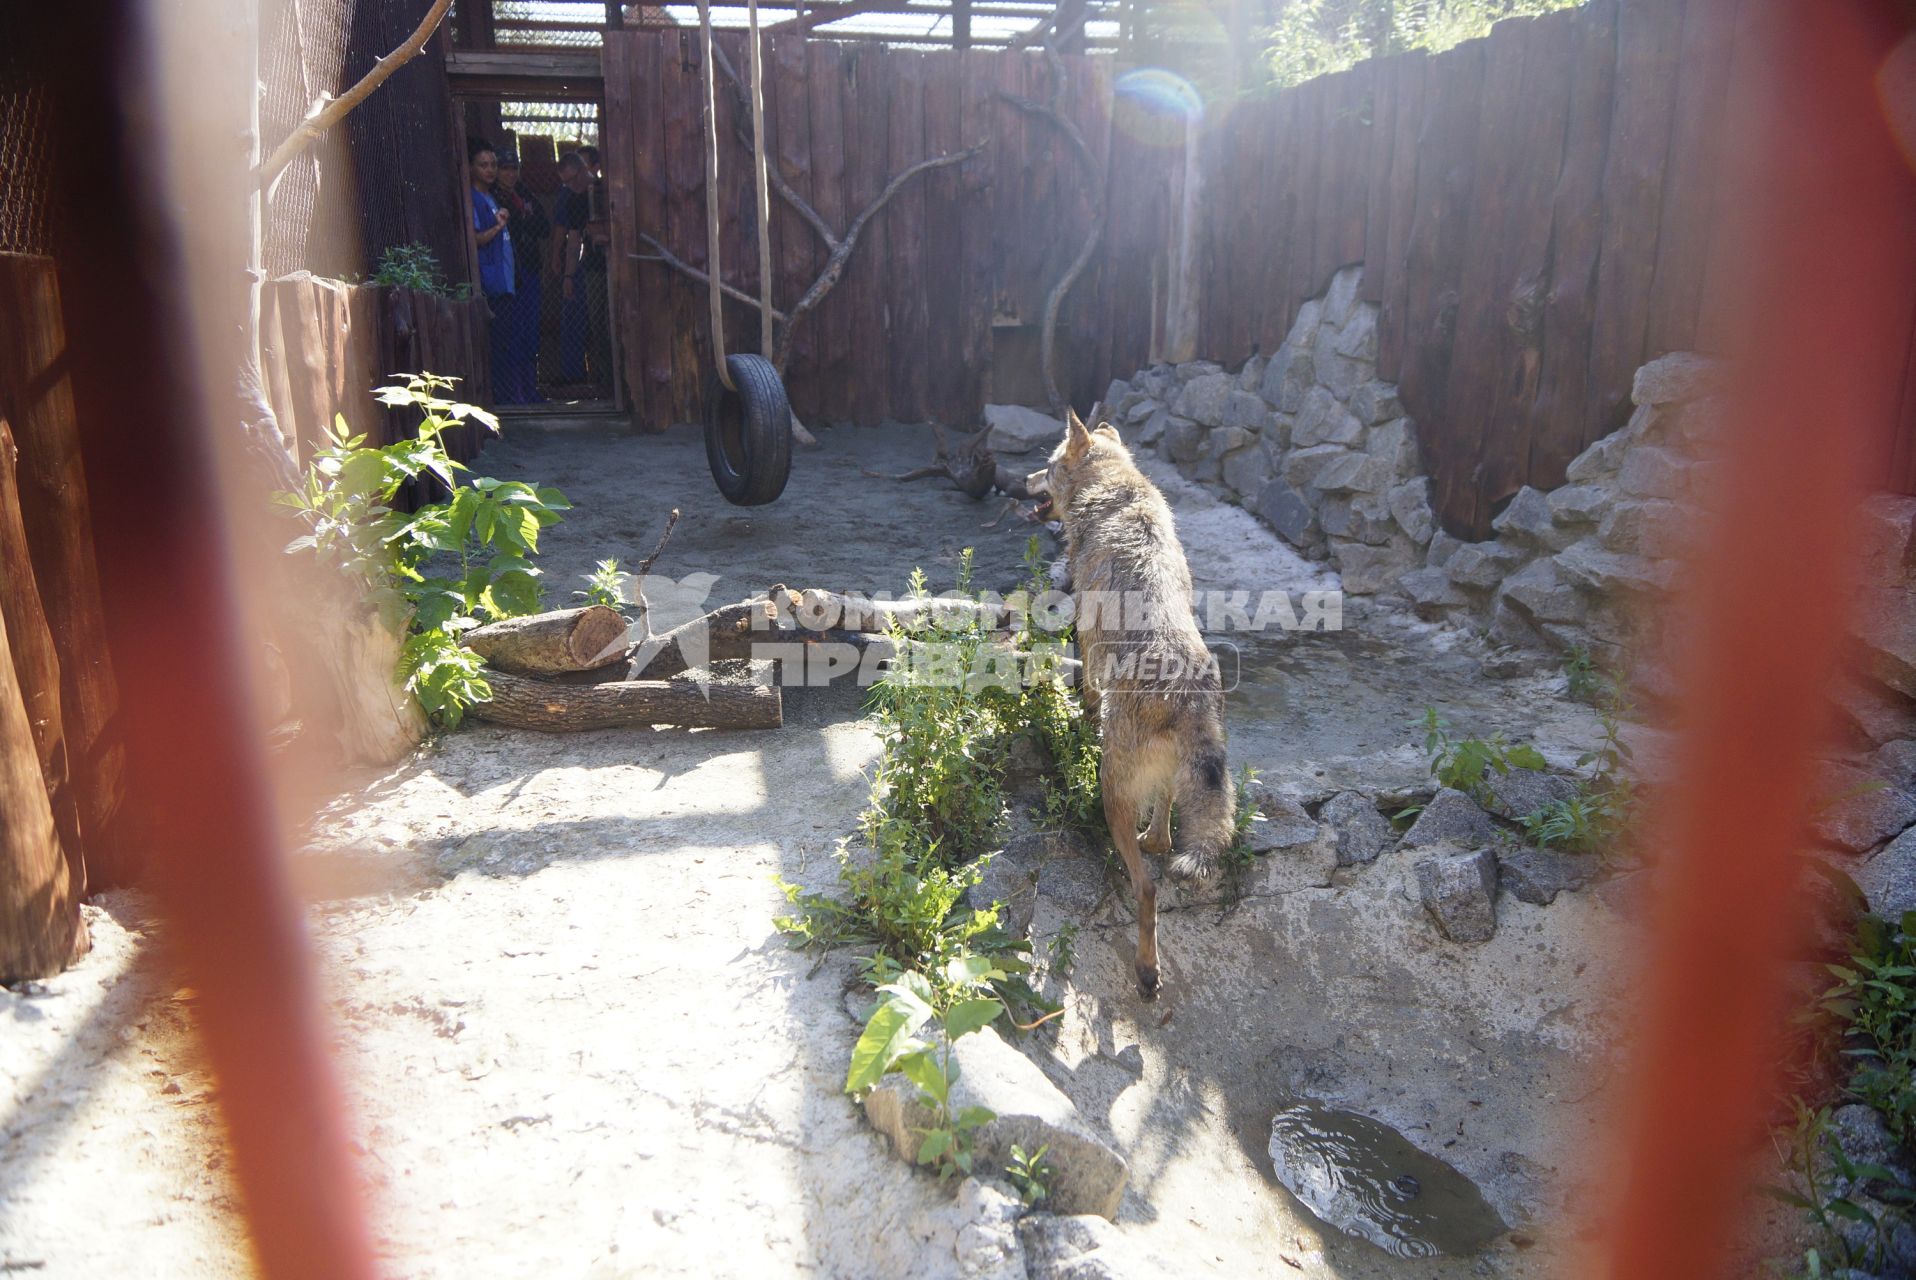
<box><xmin>1063</xmin><ymin>409</ymin><xmax>1092</xmax><ymax>457</ymax></box>
<box><xmin>1093</xmin><ymin>422</ymin><xmax>1120</xmax><ymax>440</ymax></box>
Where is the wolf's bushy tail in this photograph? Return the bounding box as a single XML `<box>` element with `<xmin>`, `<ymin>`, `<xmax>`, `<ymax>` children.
<box><xmin>1169</xmin><ymin>733</ymin><xmax>1235</xmax><ymax>882</ymax></box>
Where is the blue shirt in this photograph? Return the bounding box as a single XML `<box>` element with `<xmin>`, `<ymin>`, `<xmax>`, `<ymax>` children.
<box><xmin>472</xmin><ymin>188</ymin><xmax>515</xmax><ymax>298</ymax></box>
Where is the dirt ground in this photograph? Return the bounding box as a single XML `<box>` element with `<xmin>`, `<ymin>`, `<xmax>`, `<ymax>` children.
<box><xmin>3</xmin><ymin>419</ymin><xmax>1650</xmax><ymax>1278</ymax></box>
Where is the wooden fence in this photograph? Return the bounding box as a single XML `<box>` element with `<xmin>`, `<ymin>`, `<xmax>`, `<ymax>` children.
<box><xmin>258</xmin><ymin>273</ymin><xmax>492</xmax><ymax>468</ymax></box>
<box><xmin>602</xmin><ymin>30</ymin><xmax>1183</xmax><ymax>429</ymax></box>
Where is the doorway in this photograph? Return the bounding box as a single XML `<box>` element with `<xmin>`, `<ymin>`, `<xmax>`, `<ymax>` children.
<box><xmin>459</xmin><ymin>96</ymin><xmax>621</xmax><ymax>413</ymax></box>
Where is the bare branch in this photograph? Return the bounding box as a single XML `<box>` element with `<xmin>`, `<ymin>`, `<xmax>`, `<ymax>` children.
<box><xmin>256</xmin><ymin>0</ymin><xmax>452</xmax><ymax>187</ymax></box>
<box><xmin>635</xmin><ymin>233</ymin><xmax>791</xmax><ymax>323</ymax></box>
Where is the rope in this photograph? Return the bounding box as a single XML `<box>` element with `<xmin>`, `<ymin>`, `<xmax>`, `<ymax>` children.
<box><xmin>695</xmin><ymin>0</ymin><xmax>780</xmax><ymax>392</ymax></box>
<box><xmin>695</xmin><ymin>0</ymin><xmax>733</xmax><ymax>389</ymax></box>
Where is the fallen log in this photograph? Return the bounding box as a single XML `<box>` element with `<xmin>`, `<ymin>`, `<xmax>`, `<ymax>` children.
<box><xmin>793</xmin><ymin>588</ymin><xmax>1015</xmax><ymax>634</ymax></box>
<box><xmin>624</xmin><ymin>597</ymin><xmax>784</xmax><ymax>678</ymax></box>
<box><xmin>471</xmin><ymin>659</ymin><xmax>782</xmax><ymax>732</ymax></box>
<box><xmin>463</xmin><ymin>605</ymin><xmax>629</xmax><ymax>675</ymax></box>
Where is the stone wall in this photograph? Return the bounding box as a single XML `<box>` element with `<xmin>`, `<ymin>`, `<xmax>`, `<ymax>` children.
<box><xmin>1100</xmin><ymin>265</ymin><xmax>1736</xmax><ymax>672</ymax></box>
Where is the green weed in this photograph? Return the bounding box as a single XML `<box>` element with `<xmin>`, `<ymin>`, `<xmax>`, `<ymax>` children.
<box><xmin>372</xmin><ymin>242</ymin><xmax>471</xmax><ymax>300</ymax></box>
<box><xmin>1005</xmin><ymin>1142</ymin><xmax>1056</xmax><ymax>1207</ymax></box>
<box><xmin>1419</xmin><ymin>706</ymin><xmax>1547</xmax><ymax>804</ymax></box>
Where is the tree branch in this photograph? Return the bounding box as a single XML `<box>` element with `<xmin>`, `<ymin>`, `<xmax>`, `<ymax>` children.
<box><xmin>635</xmin><ymin>233</ymin><xmax>791</xmax><ymax>322</ymax></box>
<box><xmin>256</xmin><ymin>0</ymin><xmax>453</xmax><ymax>188</ymax></box>
<box><xmin>710</xmin><ymin>41</ymin><xmax>841</xmax><ymax>250</ymax></box>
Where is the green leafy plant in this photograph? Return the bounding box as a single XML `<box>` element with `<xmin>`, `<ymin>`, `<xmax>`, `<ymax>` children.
<box><xmin>1005</xmin><ymin>1142</ymin><xmax>1056</xmax><ymax>1207</ymax></box>
<box><xmin>1420</xmin><ymin>706</ymin><xmax>1547</xmax><ymax>804</ymax></box>
<box><xmin>845</xmin><ymin>953</ymin><xmax>1010</xmax><ymax>1180</ymax></box>
<box><xmin>1221</xmin><ymin>763</ymin><xmax>1265</xmax><ymax>874</ymax></box>
<box><xmin>1047</xmin><ymin>921</ymin><xmax>1080</xmax><ymax>978</ymax></box>
<box><xmin>1522</xmin><ymin>689</ymin><xmax>1640</xmax><ymax>858</ymax></box>
<box><xmin>577</xmin><ymin>557</ymin><xmax>627</xmax><ymax>612</ymax></box>
<box><xmin>1765</xmin><ymin>1101</ymin><xmax>1915</xmax><ymax>1277</ymax></box>
<box><xmin>1823</xmin><ymin>910</ymin><xmax>1916</xmax><ymax>1150</ymax></box>
<box><xmin>1562</xmin><ymin>645</ymin><xmax>1606</xmax><ymax>703</ymax></box>
<box><xmin>276</xmin><ymin>372</ymin><xmax>570</xmax><ymax>725</ymax></box>
<box><xmin>372</xmin><ymin>241</ymin><xmax>471</xmax><ymax>300</ymax></box>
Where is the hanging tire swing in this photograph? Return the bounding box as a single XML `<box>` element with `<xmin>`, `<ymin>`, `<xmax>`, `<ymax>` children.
<box><xmin>695</xmin><ymin>0</ymin><xmax>792</xmax><ymax>506</ymax></box>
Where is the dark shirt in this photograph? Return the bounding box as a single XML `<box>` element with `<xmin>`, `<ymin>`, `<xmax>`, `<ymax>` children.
<box><xmin>557</xmin><ymin>187</ymin><xmax>605</xmax><ymax>274</ymax></box>
<box><xmin>497</xmin><ymin>186</ymin><xmax>550</xmax><ymax>289</ymax></box>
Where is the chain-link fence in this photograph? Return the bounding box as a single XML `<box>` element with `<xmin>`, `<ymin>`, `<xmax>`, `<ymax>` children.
<box><xmin>260</xmin><ymin>0</ymin><xmax>363</xmax><ymax>280</ymax></box>
<box><xmin>0</xmin><ymin>17</ymin><xmax>54</xmax><ymax>257</ymax></box>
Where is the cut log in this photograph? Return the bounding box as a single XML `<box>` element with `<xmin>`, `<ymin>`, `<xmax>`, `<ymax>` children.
<box><xmin>0</xmin><ymin>604</ymin><xmax>87</xmax><ymax>982</ymax></box>
<box><xmin>627</xmin><ymin>597</ymin><xmax>785</xmax><ymax>678</ymax></box>
<box><xmin>462</xmin><ymin>605</ymin><xmax>630</xmax><ymax>675</ymax></box>
<box><xmin>792</xmin><ymin>588</ymin><xmax>1014</xmax><ymax>633</ymax></box>
<box><xmin>471</xmin><ymin>660</ymin><xmax>783</xmax><ymax>732</ymax></box>
<box><xmin>0</xmin><ymin>416</ymin><xmax>81</xmax><ymax>883</ymax></box>
<box><xmin>315</xmin><ymin>595</ymin><xmax>427</xmax><ymax>764</ymax></box>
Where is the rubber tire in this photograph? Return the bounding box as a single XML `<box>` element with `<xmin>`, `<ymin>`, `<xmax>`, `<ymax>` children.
<box><xmin>704</xmin><ymin>353</ymin><xmax>793</xmax><ymax>506</ymax></box>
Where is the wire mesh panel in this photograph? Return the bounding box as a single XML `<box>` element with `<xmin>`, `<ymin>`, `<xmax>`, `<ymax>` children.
<box><xmin>260</xmin><ymin>0</ymin><xmax>365</xmax><ymax>279</ymax></box>
<box><xmin>0</xmin><ymin>18</ymin><xmax>54</xmax><ymax>257</ymax></box>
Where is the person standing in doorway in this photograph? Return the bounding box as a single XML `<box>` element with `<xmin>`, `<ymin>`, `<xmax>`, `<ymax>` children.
<box><xmin>554</xmin><ymin>148</ymin><xmax>612</xmax><ymax>396</ymax></box>
<box><xmin>468</xmin><ymin>139</ymin><xmax>516</xmax><ymax>404</ymax></box>
<box><xmin>493</xmin><ymin>152</ymin><xmax>548</xmax><ymax>404</ymax></box>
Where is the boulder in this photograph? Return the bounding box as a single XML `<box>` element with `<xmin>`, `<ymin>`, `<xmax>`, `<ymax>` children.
<box><xmin>1236</xmin><ymin>353</ymin><xmax>1268</xmax><ymax>393</ymax></box>
<box><xmin>1221</xmin><ymin>441</ymin><xmax>1277</xmax><ymax>500</ymax></box>
<box><xmin>1259</xmin><ymin>342</ymin><xmax>1316</xmax><ymax>413</ymax></box>
<box><xmin>1254</xmin><ymin>480</ymin><xmax>1319</xmax><ymax>546</ymax></box>
<box><xmin>1387</xmin><ymin>478</ymin><xmax>1436</xmax><ymax>545</ymax></box>
<box><xmin>1400</xmin><ymin>567</ymin><xmax>1466</xmax><ymax>618</ymax></box>
<box><xmin>984</xmin><ymin>404</ymin><xmax>1065</xmax><ymax>455</ymax></box>
<box><xmin>863</xmin><ymin>1025</ymin><xmax>1129</xmax><ymax>1219</ymax></box>
<box><xmin>1312</xmin><ymin>325</ymin><xmax>1369</xmax><ymax>401</ymax></box>
<box><xmin>1101</xmin><ymin>379</ymin><xmax>1132</xmax><ymax>413</ymax></box>
<box><xmin>1401</xmin><ymin>788</ymin><xmax>1501</xmax><ymax>849</ymax></box>
<box><xmin>1246</xmin><ymin>786</ymin><xmax>1322</xmax><ymax>853</ymax></box>
<box><xmin>1123</xmin><ymin>398</ymin><xmax>1156</xmax><ymax>425</ymax></box>
<box><xmin>1173</xmin><ymin>372</ymin><xmax>1236</xmax><ymax>427</ymax></box>
<box><xmin>1478</xmin><ymin>768</ymin><xmax>1581</xmax><ymax>822</ymax></box>
<box><xmin>1319</xmin><ymin>495</ymin><xmax>1395</xmax><ymax>545</ymax></box>
<box><xmin>1221</xmin><ymin>390</ymin><xmax>1272</xmax><ymax>435</ymax></box>
<box><xmin>1617</xmin><ymin>445</ymin><xmax>1691</xmax><ymax>500</ymax></box>
<box><xmin>1292</xmin><ymin>387</ymin><xmax>1365</xmax><ymax>448</ymax></box>
<box><xmin>1564</xmin><ymin>432</ymin><xmax>1628</xmax><ymax>485</ymax></box>
<box><xmin>1321</xmin><ymin>791</ymin><xmax>1393</xmax><ymax>866</ymax></box>
<box><xmin>1631</xmin><ymin>352</ymin><xmax>1723</xmax><ymax>407</ymax></box>
<box><xmin>1548</xmin><ymin>484</ymin><xmax>1613</xmax><ymax>526</ymax></box>
<box><xmin>1487</xmin><ymin>599</ymin><xmax>1552</xmax><ymax>656</ymax></box>
<box><xmin>1554</xmin><ymin>538</ymin><xmax>1675</xmax><ymax>597</ymax></box>
<box><xmin>1349</xmin><ymin>380</ymin><xmax>1403</xmax><ymax>426</ymax></box>
<box><xmin>1425</xmin><ymin>529</ymin><xmax>1463</xmax><ymax>568</ymax></box>
<box><xmin>1310</xmin><ymin>452</ymin><xmax>1391</xmax><ymax>496</ymax></box>
<box><xmin>1173</xmin><ymin>359</ymin><xmax>1224</xmax><ymax>383</ymax></box>
<box><xmin>1598</xmin><ymin>498</ymin><xmax>1688</xmax><ymax>559</ymax></box>
<box><xmin>1491</xmin><ymin>486</ymin><xmax>1561</xmax><ymax>549</ymax></box>
<box><xmin>1497</xmin><ymin>846</ymin><xmax>1600</xmax><ymax>905</ymax></box>
<box><xmin>1333</xmin><ymin>539</ymin><xmax>1419</xmax><ymax>595</ymax></box>
<box><xmin>1365</xmin><ymin>418</ymin><xmax>1421</xmax><ymax>480</ymax></box>
<box><xmin>1853</xmin><ymin>583</ymin><xmax>1916</xmax><ymax>697</ymax></box>
<box><xmin>1131</xmin><ymin>406</ymin><xmax>1170</xmax><ymax>448</ymax></box>
<box><xmin>1444</xmin><ymin>540</ymin><xmax>1527</xmax><ymax>590</ymax></box>
<box><xmin>1283</xmin><ymin>443</ymin><xmax>1352</xmax><ymax>490</ymax></box>
<box><xmin>1162</xmin><ymin>415</ymin><xmax>1208</xmax><ymax>464</ymax></box>
<box><xmin>1856</xmin><ymin>826</ymin><xmax>1916</xmax><ymax>921</ymax></box>
<box><xmin>1498</xmin><ymin>558</ymin><xmax>1587</xmax><ymax>625</ymax></box>
<box><xmin>1415</xmin><ymin>846</ymin><xmax>1500</xmax><ymax>942</ymax></box>
<box><xmin>1320</xmin><ymin>267</ymin><xmax>1363</xmax><ymax>327</ymax></box>
<box><xmin>1872</xmin><ymin>739</ymin><xmax>1916</xmax><ymax>791</ymax></box>
<box><xmin>1811</xmin><ymin>761</ymin><xmax>1916</xmax><ymax>854</ymax></box>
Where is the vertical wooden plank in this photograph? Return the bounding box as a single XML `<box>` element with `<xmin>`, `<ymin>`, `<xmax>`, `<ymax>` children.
<box><xmin>634</xmin><ymin>32</ymin><xmax>672</xmax><ymax>427</ymax></box>
<box><xmin>806</xmin><ymin>38</ymin><xmax>850</xmax><ymax>425</ymax></box>
<box><xmin>769</xmin><ymin>34</ymin><xmax>817</xmax><ymax>419</ymax></box>
<box><xmin>842</xmin><ymin>44</ymin><xmax>892</xmax><ymax>422</ymax></box>
<box><xmin>1066</xmin><ymin>51</ymin><xmax>1113</xmax><ymax>407</ymax></box>
<box><xmin>1254</xmin><ymin>91</ymin><xmax>1300</xmax><ymax>357</ymax></box>
<box><xmin>261</xmin><ymin>282</ymin><xmax>300</xmax><ymax>450</ymax></box>
<box><xmin>956</xmin><ymin>46</ymin><xmax>996</xmax><ymax>420</ymax></box>
<box><xmin>1582</xmin><ymin>0</ymin><xmax>1689</xmax><ymax>443</ymax></box>
<box><xmin>1642</xmin><ymin>0</ymin><xmax>1740</xmax><ymax>357</ymax></box>
<box><xmin>1376</xmin><ymin>50</ymin><xmax>1428</xmax><ymax>381</ymax></box>
<box><xmin>985</xmin><ymin>48</ymin><xmax>1029</xmax><ymax>402</ymax></box>
<box><xmin>601</xmin><ymin>31</ymin><xmax>646</xmax><ymax>428</ymax></box>
<box><xmin>1693</xmin><ymin>0</ymin><xmax>1764</xmax><ymax>356</ymax></box>
<box><xmin>921</xmin><ymin>49</ymin><xmax>967</xmax><ymax>423</ymax></box>
<box><xmin>1218</xmin><ymin>101</ymin><xmax>1264</xmax><ymax>364</ymax></box>
<box><xmin>1475</xmin><ymin>10</ymin><xmax>1577</xmax><ymax>502</ymax></box>
<box><xmin>660</xmin><ymin>30</ymin><xmax>707</xmax><ymax>424</ymax></box>
<box><xmin>1399</xmin><ymin>35</ymin><xmax>1487</xmax><ymax>536</ymax></box>
<box><xmin>1283</xmin><ymin>77</ymin><xmax>1326</xmax><ymax>335</ymax></box>
<box><xmin>1438</xmin><ymin>18</ymin><xmax>1530</xmax><ymax>533</ymax></box>
<box><xmin>1360</xmin><ymin>55</ymin><xmax>1398</xmax><ymax>306</ymax></box>
<box><xmin>1315</xmin><ymin>62</ymin><xmax>1372</xmax><ymax>291</ymax></box>
<box><xmin>1531</xmin><ymin>0</ymin><xmax>1620</xmax><ymax>485</ymax></box>
<box><xmin>887</xmin><ymin>50</ymin><xmax>930</xmax><ymax>422</ymax></box>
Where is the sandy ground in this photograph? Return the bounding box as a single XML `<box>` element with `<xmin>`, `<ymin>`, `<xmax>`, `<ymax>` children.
<box><xmin>2</xmin><ymin>419</ymin><xmax>1645</xmax><ymax>1278</ymax></box>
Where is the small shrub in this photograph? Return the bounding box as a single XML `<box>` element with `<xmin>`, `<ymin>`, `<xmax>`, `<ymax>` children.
<box><xmin>372</xmin><ymin>242</ymin><xmax>470</xmax><ymax>300</ymax></box>
<box><xmin>1822</xmin><ymin>910</ymin><xmax>1916</xmax><ymax>1151</ymax></box>
<box><xmin>1420</xmin><ymin>706</ymin><xmax>1546</xmax><ymax>804</ymax></box>
<box><xmin>577</xmin><ymin>557</ymin><xmax>627</xmax><ymax>612</ymax></box>
<box><xmin>1046</xmin><ymin>921</ymin><xmax>1080</xmax><ymax>978</ymax></box>
<box><xmin>1005</xmin><ymin>1142</ymin><xmax>1056</xmax><ymax>1207</ymax></box>
<box><xmin>1562</xmin><ymin>645</ymin><xmax>1606</xmax><ymax>703</ymax></box>
<box><xmin>1766</xmin><ymin>1101</ymin><xmax>1915</xmax><ymax>1277</ymax></box>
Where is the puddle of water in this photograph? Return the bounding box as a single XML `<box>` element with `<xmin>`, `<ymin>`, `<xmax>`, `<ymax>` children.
<box><xmin>1267</xmin><ymin>1098</ymin><xmax>1507</xmax><ymax>1259</ymax></box>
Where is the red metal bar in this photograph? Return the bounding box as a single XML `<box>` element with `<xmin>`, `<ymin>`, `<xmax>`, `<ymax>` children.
<box><xmin>1602</xmin><ymin>2</ymin><xmax>1916</xmax><ymax>1276</ymax></box>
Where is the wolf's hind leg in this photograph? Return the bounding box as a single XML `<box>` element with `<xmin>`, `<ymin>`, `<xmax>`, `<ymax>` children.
<box><xmin>1101</xmin><ymin>757</ymin><xmax>1160</xmax><ymax>999</ymax></box>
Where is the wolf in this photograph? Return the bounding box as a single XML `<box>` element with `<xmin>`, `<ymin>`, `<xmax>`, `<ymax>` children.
<box><xmin>1027</xmin><ymin>411</ymin><xmax>1235</xmax><ymax>999</ymax></box>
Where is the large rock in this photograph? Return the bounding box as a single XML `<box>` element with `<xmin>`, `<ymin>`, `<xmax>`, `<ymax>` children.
<box><xmin>1873</xmin><ymin>739</ymin><xmax>1916</xmax><ymax>791</ymax></box>
<box><xmin>1037</xmin><ymin>852</ymin><xmax>1113</xmax><ymax>912</ymax></box>
<box><xmin>1173</xmin><ymin>372</ymin><xmax>1237</xmax><ymax>428</ymax></box>
<box><xmin>1312</xmin><ymin>327</ymin><xmax>1369</xmax><ymax>401</ymax></box>
<box><xmin>1857</xmin><ymin>825</ymin><xmax>1916</xmax><ymax>921</ymax></box>
<box><xmin>1477</xmin><ymin>768</ymin><xmax>1581</xmax><ymax>822</ymax></box>
<box><xmin>1415</xmin><ymin>846</ymin><xmax>1500</xmax><ymax>942</ymax></box>
<box><xmin>1310</xmin><ymin>452</ymin><xmax>1391</xmax><ymax>496</ymax></box>
<box><xmin>1221</xmin><ymin>440</ymin><xmax>1276</xmax><ymax>500</ymax></box>
<box><xmin>1632</xmin><ymin>352</ymin><xmax>1723</xmax><ymax>407</ymax></box>
<box><xmin>1498</xmin><ymin>558</ymin><xmax>1587</xmax><ymax>625</ymax></box>
<box><xmin>1491</xmin><ymin>486</ymin><xmax>1561</xmax><ymax>549</ymax></box>
<box><xmin>1349</xmin><ymin>380</ymin><xmax>1403</xmax><ymax>426</ymax></box>
<box><xmin>1162</xmin><ymin>415</ymin><xmax>1208</xmax><ymax>464</ymax></box>
<box><xmin>1333</xmin><ymin>539</ymin><xmax>1419</xmax><ymax>594</ymax></box>
<box><xmin>1321</xmin><ymin>791</ymin><xmax>1393</xmax><ymax>866</ymax></box>
<box><xmin>1400</xmin><ymin>567</ymin><xmax>1466</xmax><ymax>618</ymax></box>
<box><xmin>1387</xmin><ymin>478</ymin><xmax>1435</xmax><ymax>545</ymax></box>
<box><xmin>1173</xmin><ymin>359</ymin><xmax>1224</xmax><ymax>383</ymax></box>
<box><xmin>1444</xmin><ymin>540</ymin><xmax>1527</xmax><ymax>590</ymax></box>
<box><xmin>1564</xmin><ymin>433</ymin><xmax>1628</xmax><ymax>485</ymax></box>
<box><xmin>1853</xmin><ymin>583</ymin><xmax>1916</xmax><ymax>698</ymax></box>
<box><xmin>1617</xmin><ymin>445</ymin><xmax>1691</xmax><ymax>500</ymax></box>
<box><xmin>1401</xmin><ymin>788</ymin><xmax>1500</xmax><ymax>849</ymax></box>
<box><xmin>1547</xmin><ymin>484</ymin><xmax>1613</xmax><ymax>526</ymax></box>
<box><xmin>1318</xmin><ymin>495</ymin><xmax>1395</xmax><ymax>545</ymax></box>
<box><xmin>1246</xmin><ymin>787</ymin><xmax>1321</xmax><ymax>853</ymax></box>
<box><xmin>1320</xmin><ymin>266</ymin><xmax>1363</xmax><ymax>327</ymax></box>
<box><xmin>1811</xmin><ymin>762</ymin><xmax>1916</xmax><ymax>854</ymax></box>
<box><xmin>1220</xmin><ymin>390</ymin><xmax>1272</xmax><ymax>435</ymax></box>
<box><xmin>1130</xmin><ymin>407</ymin><xmax>1170</xmax><ymax>448</ymax></box>
<box><xmin>1259</xmin><ymin>341</ymin><xmax>1316</xmax><ymax>413</ymax></box>
<box><xmin>1365</xmin><ymin>418</ymin><xmax>1421</xmax><ymax>481</ymax></box>
<box><xmin>985</xmin><ymin>404</ymin><xmax>1065</xmax><ymax>455</ymax></box>
<box><xmin>1253</xmin><ymin>480</ymin><xmax>1318</xmax><ymax>546</ymax></box>
<box><xmin>1598</xmin><ymin>498</ymin><xmax>1688</xmax><ymax>559</ymax></box>
<box><xmin>1554</xmin><ymin>537</ymin><xmax>1674</xmax><ymax>597</ymax></box>
<box><xmin>1292</xmin><ymin>387</ymin><xmax>1365</xmax><ymax>448</ymax></box>
<box><xmin>1283</xmin><ymin>443</ymin><xmax>1351</xmax><ymax>490</ymax></box>
<box><xmin>1497</xmin><ymin>846</ymin><xmax>1600</xmax><ymax>905</ymax></box>
<box><xmin>863</xmin><ymin>1025</ymin><xmax>1129</xmax><ymax>1219</ymax></box>
<box><xmin>1236</xmin><ymin>353</ymin><xmax>1267</xmax><ymax>393</ymax></box>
